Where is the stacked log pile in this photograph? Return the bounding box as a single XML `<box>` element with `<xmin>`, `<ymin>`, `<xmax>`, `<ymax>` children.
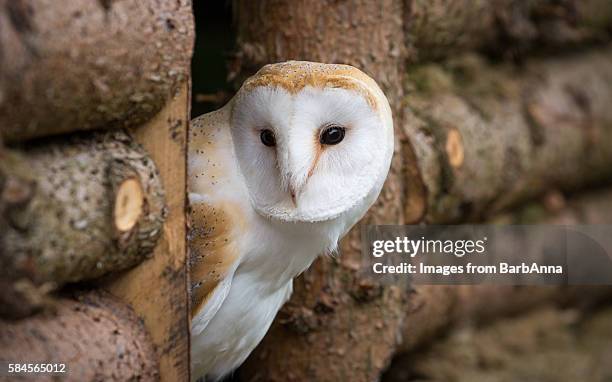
<box><xmin>0</xmin><ymin>291</ymin><xmax>160</xmax><ymax>381</ymax></box>
<box><xmin>0</xmin><ymin>1</ymin><xmax>193</xmax><ymax>381</ymax></box>
<box><xmin>384</xmin><ymin>306</ymin><xmax>612</xmax><ymax>382</ymax></box>
<box><xmin>230</xmin><ymin>1</ymin><xmax>612</xmax><ymax>381</ymax></box>
<box><xmin>403</xmin><ymin>49</ymin><xmax>612</xmax><ymax>222</ymax></box>
<box><xmin>404</xmin><ymin>0</ymin><xmax>612</xmax><ymax>61</ymax></box>
<box><xmin>0</xmin><ymin>0</ymin><xmax>193</xmax><ymax>141</ymax></box>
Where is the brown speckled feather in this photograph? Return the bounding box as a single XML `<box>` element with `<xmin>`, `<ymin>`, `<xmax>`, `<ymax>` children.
<box><xmin>188</xmin><ymin>107</ymin><xmax>247</xmax><ymax>319</ymax></box>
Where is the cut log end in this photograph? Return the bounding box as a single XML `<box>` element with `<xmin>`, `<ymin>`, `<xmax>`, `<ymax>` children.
<box><xmin>114</xmin><ymin>177</ymin><xmax>144</xmax><ymax>232</ymax></box>
<box><xmin>0</xmin><ymin>132</ymin><xmax>166</xmax><ymax>318</ymax></box>
<box><xmin>445</xmin><ymin>128</ymin><xmax>464</xmax><ymax>168</ymax></box>
<box><xmin>2</xmin><ymin>177</ymin><xmax>33</xmax><ymax>204</ymax></box>
<box><xmin>405</xmin><ymin>48</ymin><xmax>612</xmax><ymax>222</ymax></box>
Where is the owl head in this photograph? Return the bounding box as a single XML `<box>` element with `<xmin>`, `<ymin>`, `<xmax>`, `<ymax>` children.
<box><xmin>230</xmin><ymin>61</ymin><xmax>394</xmax><ymax>223</ymax></box>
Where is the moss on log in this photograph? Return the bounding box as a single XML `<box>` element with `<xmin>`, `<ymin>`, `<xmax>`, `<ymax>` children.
<box><xmin>0</xmin><ymin>290</ymin><xmax>159</xmax><ymax>381</ymax></box>
<box><xmin>0</xmin><ymin>131</ymin><xmax>165</xmax><ymax>318</ymax></box>
<box><xmin>405</xmin><ymin>0</ymin><xmax>612</xmax><ymax>62</ymax></box>
<box><xmin>0</xmin><ymin>0</ymin><xmax>194</xmax><ymax>142</ymax></box>
<box><xmin>403</xmin><ymin>48</ymin><xmax>612</xmax><ymax>223</ymax></box>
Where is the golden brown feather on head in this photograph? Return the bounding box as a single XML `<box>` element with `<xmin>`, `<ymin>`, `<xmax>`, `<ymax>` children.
<box><xmin>241</xmin><ymin>61</ymin><xmax>380</xmax><ymax>110</ymax></box>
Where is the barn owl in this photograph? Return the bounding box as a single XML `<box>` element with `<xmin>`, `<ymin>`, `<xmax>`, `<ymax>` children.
<box><xmin>188</xmin><ymin>61</ymin><xmax>394</xmax><ymax>381</ymax></box>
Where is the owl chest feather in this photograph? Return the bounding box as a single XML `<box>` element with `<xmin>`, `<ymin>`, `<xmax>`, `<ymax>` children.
<box><xmin>190</xmin><ymin>212</ymin><xmax>340</xmax><ymax>380</ymax></box>
<box><xmin>188</xmin><ymin>107</ymin><xmax>337</xmax><ymax>379</ymax></box>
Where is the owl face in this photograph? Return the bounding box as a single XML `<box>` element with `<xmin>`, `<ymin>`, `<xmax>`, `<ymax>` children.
<box><xmin>230</xmin><ymin>62</ymin><xmax>393</xmax><ymax>223</ymax></box>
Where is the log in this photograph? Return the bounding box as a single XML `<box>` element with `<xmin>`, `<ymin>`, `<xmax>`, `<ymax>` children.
<box><xmin>0</xmin><ymin>131</ymin><xmax>165</xmax><ymax>318</ymax></box>
<box><xmin>233</xmin><ymin>1</ymin><xmax>410</xmax><ymax>381</ymax></box>
<box><xmin>385</xmin><ymin>307</ymin><xmax>612</xmax><ymax>382</ymax></box>
<box><xmin>0</xmin><ymin>290</ymin><xmax>159</xmax><ymax>381</ymax></box>
<box><xmin>103</xmin><ymin>84</ymin><xmax>190</xmax><ymax>382</ymax></box>
<box><xmin>398</xmin><ymin>188</ymin><xmax>612</xmax><ymax>354</ymax></box>
<box><xmin>403</xmin><ymin>48</ymin><xmax>612</xmax><ymax>224</ymax></box>
<box><xmin>0</xmin><ymin>0</ymin><xmax>194</xmax><ymax>142</ymax></box>
<box><xmin>405</xmin><ymin>0</ymin><xmax>612</xmax><ymax>62</ymax></box>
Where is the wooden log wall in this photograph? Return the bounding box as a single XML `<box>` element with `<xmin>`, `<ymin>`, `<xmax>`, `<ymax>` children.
<box><xmin>403</xmin><ymin>48</ymin><xmax>612</xmax><ymax>223</ymax></box>
<box><xmin>0</xmin><ymin>0</ymin><xmax>193</xmax><ymax>142</ymax></box>
<box><xmin>0</xmin><ymin>0</ymin><xmax>194</xmax><ymax>380</ymax></box>
<box><xmin>399</xmin><ymin>188</ymin><xmax>612</xmax><ymax>353</ymax></box>
<box><xmin>0</xmin><ymin>291</ymin><xmax>159</xmax><ymax>381</ymax></box>
<box><xmin>0</xmin><ymin>131</ymin><xmax>165</xmax><ymax>318</ymax></box>
<box><xmin>104</xmin><ymin>84</ymin><xmax>191</xmax><ymax>382</ymax></box>
<box><xmin>405</xmin><ymin>0</ymin><xmax>612</xmax><ymax>61</ymax></box>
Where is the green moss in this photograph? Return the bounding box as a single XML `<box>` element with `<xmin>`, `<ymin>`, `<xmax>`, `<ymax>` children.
<box><xmin>405</xmin><ymin>64</ymin><xmax>454</xmax><ymax>96</ymax></box>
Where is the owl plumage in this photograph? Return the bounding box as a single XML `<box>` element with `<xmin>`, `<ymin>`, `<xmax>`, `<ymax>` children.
<box><xmin>188</xmin><ymin>61</ymin><xmax>394</xmax><ymax>381</ymax></box>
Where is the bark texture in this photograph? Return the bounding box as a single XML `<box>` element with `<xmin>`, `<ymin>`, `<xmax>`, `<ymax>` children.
<box><xmin>385</xmin><ymin>307</ymin><xmax>612</xmax><ymax>382</ymax></box>
<box><xmin>0</xmin><ymin>131</ymin><xmax>165</xmax><ymax>318</ymax></box>
<box><xmin>398</xmin><ymin>188</ymin><xmax>612</xmax><ymax>354</ymax></box>
<box><xmin>405</xmin><ymin>0</ymin><xmax>612</xmax><ymax>62</ymax></box>
<box><xmin>403</xmin><ymin>48</ymin><xmax>612</xmax><ymax>223</ymax></box>
<box><xmin>0</xmin><ymin>0</ymin><xmax>194</xmax><ymax>142</ymax></box>
<box><xmin>233</xmin><ymin>1</ymin><xmax>410</xmax><ymax>381</ymax></box>
<box><xmin>0</xmin><ymin>290</ymin><xmax>159</xmax><ymax>381</ymax></box>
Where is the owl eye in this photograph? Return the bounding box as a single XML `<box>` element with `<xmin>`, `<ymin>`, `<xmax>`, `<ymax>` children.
<box><xmin>260</xmin><ymin>129</ymin><xmax>276</xmax><ymax>147</ymax></box>
<box><xmin>320</xmin><ymin>125</ymin><xmax>345</xmax><ymax>145</ymax></box>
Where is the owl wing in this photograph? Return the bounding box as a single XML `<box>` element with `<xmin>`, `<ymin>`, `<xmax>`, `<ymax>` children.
<box><xmin>188</xmin><ymin>105</ymin><xmax>250</xmax><ymax>334</ymax></box>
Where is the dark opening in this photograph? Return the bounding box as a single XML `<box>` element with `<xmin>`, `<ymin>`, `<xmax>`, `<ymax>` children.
<box><xmin>191</xmin><ymin>1</ymin><xmax>234</xmax><ymax>118</ymax></box>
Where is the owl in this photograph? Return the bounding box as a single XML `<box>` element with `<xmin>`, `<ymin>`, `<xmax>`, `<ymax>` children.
<box><xmin>188</xmin><ymin>61</ymin><xmax>394</xmax><ymax>381</ymax></box>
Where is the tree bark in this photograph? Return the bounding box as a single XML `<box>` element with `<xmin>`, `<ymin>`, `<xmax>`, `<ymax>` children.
<box><xmin>403</xmin><ymin>48</ymin><xmax>612</xmax><ymax>224</ymax></box>
<box><xmin>404</xmin><ymin>0</ymin><xmax>612</xmax><ymax>62</ymax></box>
<box><xmin>0</xmin><ymin>0</ymin><xmax>194</xmax><ymax>142</ymax></box>
<box><xmin>0</xmin><ymin>131</ymin><xmax>165</xmax><ymax>318</ymax></box>
<box><xmin>0</xmin><ymin>290</ymin><xmax>159</xmax><ymax>381</ymax></box>
<box><xmin>398</xmin><ymin>188</ymin><xmax>612</xmax><ymax>354</ymax></box>
<box><xmin>233</xmin><ymin>1</ymin><xmax>410</xmax><ymax>381</ymax></box>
